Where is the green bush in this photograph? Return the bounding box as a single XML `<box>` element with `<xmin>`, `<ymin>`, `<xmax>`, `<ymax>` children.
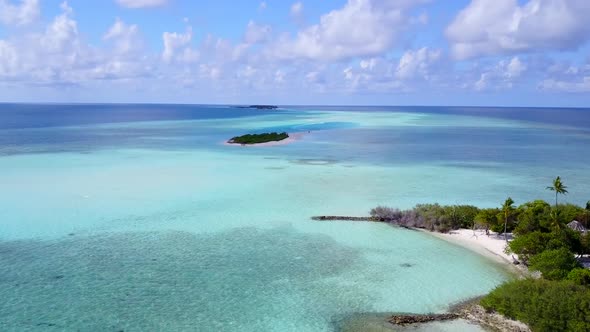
<box><xmin>447</xmin><ymin>205</ymin><xmax>480</xmax><ymax>229</ymax></box>
<box><xmin>528</xmin><ymin>248</ymin><xmax>580</xmax><ymax>280</ymax></box>
<box><xmin>508</xmin><ymin>230</ymin><xmax>583</xmax><ymax>262</ymax></box>
<box><xmin>558</xmin><ymin>204</ymin><xmax>585</xmax><ymax>224</ymax></box>
<box><xmin>507</xmin><ymin>231</ymin><xmax>550</xmax><ymax>262</ymax></box>
<box><xmin>514</xmin><ymin>200</ymin><xmax>552</xmax><ymax>234</ymax></box>
<box><xmin>545</xmin><ymin>228</ymin><xmax>582</xmax><ymax>253</ymax></box>
<box><xmin>481</xmin><ymin>279</ymin><xmax>590</xmax><ymax>332</ymax></box>
<box><xmin>567</xmin><ymin>268</ymin><xmax>590</xmax><ymax>286</ymax></box>
<box><xmin>581</xmin><ymin>232</ymin><xmax>590</xmax><ymax>256</ymax></box>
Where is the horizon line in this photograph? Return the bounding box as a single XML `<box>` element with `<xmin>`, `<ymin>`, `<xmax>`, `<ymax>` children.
<box><xmin>0</xmin><ymin>102</ymin><xmax>588</xmax><ymax>110</ymax></box>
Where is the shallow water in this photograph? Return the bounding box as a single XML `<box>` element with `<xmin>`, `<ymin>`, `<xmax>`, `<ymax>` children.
<box><xmin>1</xmin><ymin>104</ymin><xmax>589</xmax><ymax>331</ymax></box>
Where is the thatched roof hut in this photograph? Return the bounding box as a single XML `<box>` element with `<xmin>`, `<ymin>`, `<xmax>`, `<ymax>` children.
<box><xmin>567</xmin><ymin>220</ymin><xmax>587</xmax><ymax>233</ymax></box>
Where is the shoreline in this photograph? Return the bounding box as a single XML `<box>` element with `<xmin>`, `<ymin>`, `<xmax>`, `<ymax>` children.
<box><xmin>422</xmin><ymin>228</ymin><xmax>526</xmax><ymax>275</ymax></box>
<box><xmin>341</xmin><ymin>228</ymin><xmax>532</xmax><ymax>331</ymax></box>
<box><xmin>224</xmin><ymin>132</ymin><xmax>304</xmax><ymax>147</ymax></box>
<box><xmin>310</xmin><ymin>214</ymin><xmax>525</xmax><ymax>274</ymax></box>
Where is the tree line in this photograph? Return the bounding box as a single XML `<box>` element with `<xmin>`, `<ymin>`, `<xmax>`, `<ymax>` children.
<box><xmin>370</xmin><ymin>177</ymin><xmax>590</xmax><ymax>261</ymax></box>
<box><xmin>369</xmin><ymin>176</ymin><xmax>590</xmax><ymax>332</ymax></box>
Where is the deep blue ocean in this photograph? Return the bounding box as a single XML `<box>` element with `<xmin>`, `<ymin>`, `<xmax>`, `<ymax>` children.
<box><xmin>2</xmin><ymin>104</ymin><xmax>589</xmax><ymax>169</ymax></box>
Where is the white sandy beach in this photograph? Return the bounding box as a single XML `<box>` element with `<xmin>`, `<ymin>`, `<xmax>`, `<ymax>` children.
<box><xmin>427</xmin><ymin>229</ymin><xmax>516</xmax><ymax>267</ymax></box>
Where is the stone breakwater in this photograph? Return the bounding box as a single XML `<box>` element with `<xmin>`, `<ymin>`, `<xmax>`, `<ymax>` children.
<box><xmin>385</xmin><ymin>302</ymin><xmax>530</xmax><ymax>331</ymax></box>
<box><xmin>311</xmin><ymin>216</ymin><xmax>414</xmax><ymax>229</ymax></box>
<box><xmin>311</xmin><ymin>216</ymin><xmax>402</xmax><ymax>223</ymax></box>
<box><xmin>312</xmin><ymin>216</ymin><xmax>376</xmax><ymax>221</ymax></box>
<box><xmin>454</xmin><ymin>302</ymin><xmax>531</xmax><ymax>332</ymax></box>
<box><xmin>388</xmin><ymin>313</ymin><xmax>459</xmax><ymax>326</ymax></box>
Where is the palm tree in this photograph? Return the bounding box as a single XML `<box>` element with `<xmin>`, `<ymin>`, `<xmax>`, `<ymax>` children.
<box><xmin>546</xmin><ymin>176</ymin><xmax>568</xmax><ymax>208</ymax></box>
<box><xmin>502</xmin><ymin>197</ymin><xmax>514</xmax><ymax>242</ymax></box>
<box><xmin>546</xmin><ymin>176</ymin><xmax>568</xmax><ymax>230</ymax></box>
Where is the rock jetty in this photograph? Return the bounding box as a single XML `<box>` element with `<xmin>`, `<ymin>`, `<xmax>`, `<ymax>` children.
<box><xmin>388</xmin><ymin>313</ymin><xmax>459</xmax><ymax>326</ymax></box>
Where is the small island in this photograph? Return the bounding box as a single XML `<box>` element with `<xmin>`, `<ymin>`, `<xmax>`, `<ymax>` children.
<box><xmin>237</xmin><ymin>105</ymin><xmax>279</xmax><ymax>110</ymax></box>
<box><xmin>227</xmin><ymin>132</ymin><xmax>289</xmax><ymax>145</ymax></box>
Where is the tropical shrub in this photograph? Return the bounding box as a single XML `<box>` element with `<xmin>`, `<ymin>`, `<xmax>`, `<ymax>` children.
<box><xmin>514</xmin><ymin>200</ymin><xmax>552</xmax><ymax>234</ymax></box>
<box><xmin>474</xmin><ymin>208</ymin><xmax>501</xmax><ymax>233</ymax></box>
<box><xmin>445</xmin><ymin>205</ymin><xmax>480</xmax><ymax>229</ymax></box>
<box><xmin>507</xmin><ymin>231</ymin><xmax>551</xmax><ymax>263</ymax></box>
<box><xmin>559</xmin><ymin>204</ymin><xmax>585</xmax><ymax>224</ymax></box>
<box><xmin>481</xmin><ymin>279</ymin><xmax>590</xmax><ymax>332</ymax></box>
<box><xmin>528</xmin><ymin>247</ymin><xmax>580</xmax><ymax>280</ymax></box>
<box><xmin>369</xmin><ymin>206</ymin><xmax>401</xmax><ymax>221</ymax></box>
<box><xmin>567</xmin><ymin>268</ymin><xmax>590</xmax><ymax>286</ymax></box>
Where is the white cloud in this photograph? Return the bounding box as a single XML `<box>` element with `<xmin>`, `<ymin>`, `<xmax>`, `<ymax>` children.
<box><xmin>271</xmin><ymin>0</ymin><xmax>426</xmax><ymax>61</ymax></box>
<box><xmin>539</xmin><ymin>77</ymin><xmax>590</xmax><ymax>92</ymax></box>
<box><xmin>505</xmin><ymin>57</ymin><xmax>526</xmax><ymax>78</ymax></box>
<box><xmin>162</xmin><ymin>26</ymin><xmax>199</xmax><ymax>63</ymax></box>
<box><xmin>339</xmin><ymin>48</ymin><xmax>443</xmax><ymax>93</ymax></box>
<box><xmin>259</xmin><ymin>1</ymin><xmax>267</xmax><ymax>10</ymax></box>
<box><xmin>244</xmin><ymin>21</ymin><xmax>271</xmax><ymax>44</ymax></box>
<box><xmin>115</xmin><ymin>0</ymin><xmax>167</xmax><ymax>8</ymax></box>
<box><xmin>290</xmin><ymin>2</ymin><xmax>304</xmax><ymax>18</ymax></box>
<box><xmin>104</xmin><ymin>19</ymin><xmax>143</xmax><ymax>55</ymax></box>
<box><xmin>274</xmin><ymin>70</ymin><xmax>285</xmax><ymax>83</ymax></box>
<box><xmin>473</xmin><ymin>56</ymin><xmax>527</xmax><ymax>91</ymax></box>
<box><xmin>539</xmin><ymin>60</ymin><xmax>590</xmax><ymax>92</ymax></box>
<box><xmin>0</xmin><ymin>2</ymin><xmax>154</xmax><ymax>85</ymax></box>
<box><xmin>199</xmin><ymin>64</ymin><xmax>221</xmax><ymax>80</ymax></box>
<box><xmin>395</xmin><ymin>47</ymin><xmax>442</xmax><ymax>80</ymax></box>
<box><xmin>2</xmin><ymin>0</ymin><xmax>588</xmax><ymax>103</ymax></box>
<box><xmin>0</xmin><ymin>0</ymin><xmax>39</xmax><ymax>26</ymax></box>
<box><xmin>41</xmin><ymin>2</ymin><xmax>79</xmax><ymax>53</ymax></box>
<box><xmin>447</xmin><ymin>0</ymin><xmax>590</xmax><ymax>59</ymax></box>
<box><xmin>0</xmin><ymin>40</ymin><xmax>19</xmax><ymax>77</ymax></box>
<box><xmin>0</xmin><ymin>2</ymin><xmax>90</xmax><ymax>84</ymax></box>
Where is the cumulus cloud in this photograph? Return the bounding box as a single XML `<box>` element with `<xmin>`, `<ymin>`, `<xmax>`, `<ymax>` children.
<box><xmin>104</xmin><ymin>19</ymin><xmax>143</xmax><ymax>55</ymax></box>
<box><xmin>539</xmin><ymin>60</ymin><xmax>590</xmax><ymax>92</ymax></box>
<box><xmin>447</xmin><ymin>0</ymin><xmax>590</xmax><ymax>59</ymax></box>
<box><xmin>0</xmin><ymin>2</ymin><xmax>88</xmax><ymax>84</ymax></box>
<box><xmin>396</xmin><ymin>47</ymin><xmax>442</xmax><ymax>80</ymax></box>
<box><xmin>290</xmin><ymin>2</ymin><xmax>303</xmax><ymax>16</ymax></box>
<box><xmin>270</xmin><ymin>0</ymin><xmax>427</xmax><ymax>61</ymax></box>
<box><xmin>244</xmin><ymin>21</ymin><xmax>272</xmax><ymax>44</ymax></box>
<box><xmin>40</xmin><ymin>2</ymin><xmax>81</xmax><ymax>54</ymax></box>
<box><xmin>338</xmin><ymin>47</ymin><xmax>444</xmax><ymax>93</ymax></box>
<box><xmin>162</xmin><ymin>26</ymin><xmax>199</xmax><ymax>63</ymax></box>
<box><xmin>0</xmin><ymin>40</ymin><xmax>19</xmax><ymax>77</ymax></box>
<box><xmin>2</xmin><ymin>0</ymin><xmax>589</xmax><ymax>102</ymax></box>
<box><xmin>473</xmin><ymin>57</ymin><xmax>527</xmax><ymax>91</ymax></box>
<box><xmin>0</xmin><ymin>2</ymin><xmax>154</xmax><ymax>85</ymax></box>
<box><xmin>0</xmin><ymin>0</ymin><xmax>39</xmax><ymax>26</ymax></box>
<box><xmin>539</xmin><ymin>77</ymin><xmax>590</xmax><ymax>93</ymax></box>
<box><xmin>115</xmin><ymin>0</ymin><xmax>167</xmax><ymax>8</ymax></box>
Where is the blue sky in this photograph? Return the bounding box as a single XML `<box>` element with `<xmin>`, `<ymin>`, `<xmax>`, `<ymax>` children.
<box><xmin>1</xmin><ymin>0</ymin><xmax>589</xmax><ymax>106</ymax></box>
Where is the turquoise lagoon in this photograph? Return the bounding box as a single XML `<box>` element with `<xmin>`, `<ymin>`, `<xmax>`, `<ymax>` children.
<box><xmin>1</xmin><ymin>105</ymin><xmax>589</xmax><ymax>331</ymax></box>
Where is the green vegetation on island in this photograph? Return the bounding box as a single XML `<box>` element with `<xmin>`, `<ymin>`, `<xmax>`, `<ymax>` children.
<box><xmin>481</xmin><ymin>279</ymin><xmax>590</xmax><ymax>332</ymax></box>
<box><xmin>478</xmin><ymin>177</ymin><xmax>590</xmax><ymax>332</ymax></box>
<box><xmin>368</xmin><ymin>176</ymin><xmax>590</xmax><ymax>332</ymax></box>
<box><xmin>228</xmin><ymin>132</ymin><xmax>289</xmax><ymax>145</ymax></box>
<box><xmin>237</xmin><ymin>105</ymin><xmax>279</xmax><ymax>110</ymax></box>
